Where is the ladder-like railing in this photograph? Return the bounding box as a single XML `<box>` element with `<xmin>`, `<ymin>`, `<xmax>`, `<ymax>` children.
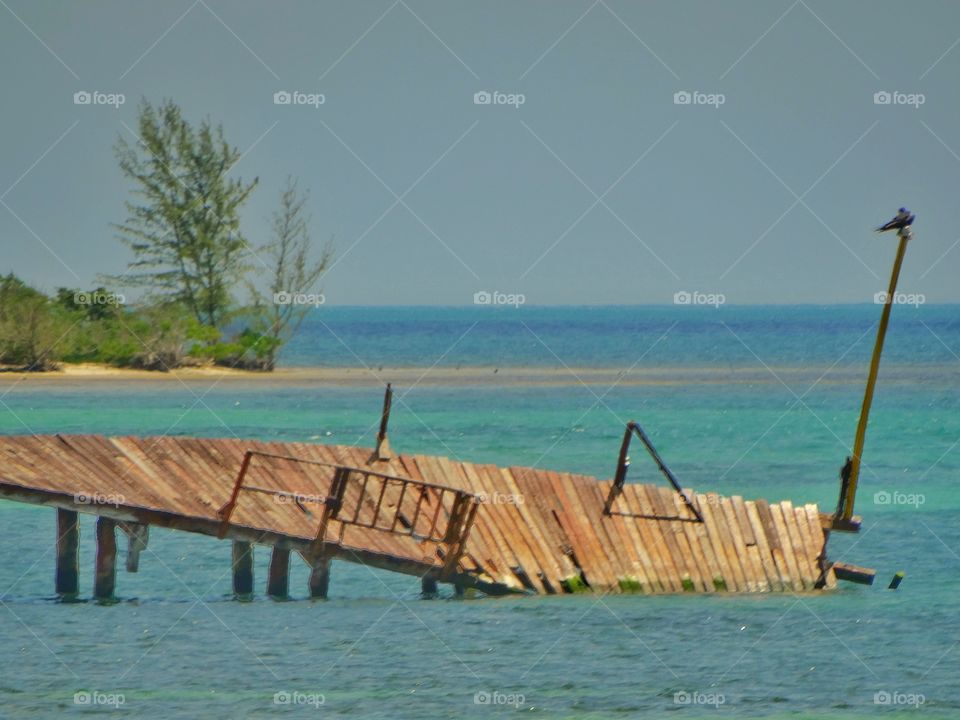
<box><xmin>218</xmin><ymin>451</ymin><xmax>480</xmax><ymax>578</ymax></box>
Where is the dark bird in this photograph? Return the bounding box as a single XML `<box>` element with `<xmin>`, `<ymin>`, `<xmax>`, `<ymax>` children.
<box><xmin>876</xmin><ymin>207</ymin><xmax>915</xmax><ymax>232</ymax></box>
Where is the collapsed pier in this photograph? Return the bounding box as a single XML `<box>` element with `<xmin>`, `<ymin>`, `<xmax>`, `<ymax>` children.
<box><xmin>0</xmin><ymin>424</ymin><xmax>840</xmax><ymax>600</ymax></box>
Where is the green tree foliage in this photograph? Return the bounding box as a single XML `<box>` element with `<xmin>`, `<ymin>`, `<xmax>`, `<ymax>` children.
<box><xmin>0</xmin><ymin>274</ymin><xmax>62</xmax><ymax>370</ymax></box>
<box><xmin>0</xmin><ymin>101</ymin><xmax>330</xmax><ymax>373</ymax></box>
<box><xmin>112</xmin><ymin>99</ymin><xmax>258</xmax><ymax>329</ymax></box>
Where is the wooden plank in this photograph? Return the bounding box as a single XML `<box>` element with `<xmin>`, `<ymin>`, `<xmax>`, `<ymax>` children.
<box><xmin>545</xmin><ymin>470</ymin><xmax>608</xmax><ymax>590</ymax></box>
<box><xmin>488</xmin><ymin>466</ymin><xmax>552</xmax><ymax>593</ymax></box>
<box><xmin>457</xmin><ymin>461</ymin><xmax>521</xmax><ymax>587</ymax></box>
<box><xmin>500</xmin><ymin>468</ymin><xmax>568</xmax><ymax>592</ymax></box>
<box><xmin>473</xmin><ymin>463</ymin><xmax>546</xmax><ymax>593</ymax></box>
<box><xmin>600</xmin><ymin>480</ymin><xmax>651</xmax><ymax>592</ymax></box>
<box><xmin>671</xmin><ymin>491</ymin><xmax>714</xmax><ymax>593</ymax></box>
<box><xmin>685</xmin><ymin>490</ymin><xmax>724</xmax><ymax>592</ymax></box>
<box><xmin>805</xmin><ymin>504</ymin><xmax>835</xmax><ymax>589</ymax></box>
<box><xmin>639</xmin><ymin>485</ymin><xmax>686</xmax><ymax>592</ymax></box>
<box><xmin>769</xmin><ymin>502</ymin><xmax>802</xmax><ymax>591</ymax></box>
<box><xmin>793</xmin><ymin>504</ymin><xmax>821</xmax><ymax>590</ymax></box>
<box><xmin>571</xmin><ymin>474</ymin><xmax>631</xmax><ymax>589</ymax></box>
<box><xmin>512</xmin><ymin>468</ymin><xmax>579</xmax><ymax>582</ymax></box>
<box><xmin>653</xmin><ymin>487</ymin><xmax>704</xmax><ymax>592</ymax></box>
<box><xmin>756</xmin><ymin>499</ymin><xmax>791</xmax><ymax>590</ymax></box>
<box><xmin>436</xmin><ymin>456</ymin><xmax>498</xmax><ymax>579</ymax></box>
<box><xmin>782</xmin><ymin>501</ymin><xmax>814</xmax><ymax>590</ymax></box>
<box><xmin>832</xmin><ymin>561</ymin><xmax>876</xmax><ymax>585</ymax></box>
<box><xmin>718</xmin><ymin>496</ymin><xmax>756</xmax><ymax>591</ymax></box>
<box><xmin>705</xmin><ymin>494</ymin><xmax>747</xmax><ymax>592</ymax></box>
<box><xmin>745</xmin><ymin>501</ymin><xmax>783</xmax><ymax>592</ymax></box>
<box><xmin>730</xmin><ymin>496</ymin><xmax>768</xmax><ymax>592</ymax></box>
<box><xmin>619</xmin><ymin>485</ymin><xmax>669</xmax><ymax>593</ymax></box>
<box><xmin>624</xmin><ymin>485</ymin><xmax>672</xmax><ymax>592</ymax></box>
<box><xmin>555</xmin><ymin>471</ymin><xmax>618</xmax><ymax>590</ymax></box>
<box><xmin>691</xmin><ymin>493</ymin><xmax>734</xmax><ymax>592</ymax></box>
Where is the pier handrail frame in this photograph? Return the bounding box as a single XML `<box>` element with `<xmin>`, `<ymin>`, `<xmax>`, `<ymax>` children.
<box><xmin>602</xmin><ymin>421</ymin><xmax>704</xmax><ymax>523</ymax></box>
<box><xmin>217</xmin><ymin>450</ymin><xmax>481</xmax><ymax>578</ymax></box>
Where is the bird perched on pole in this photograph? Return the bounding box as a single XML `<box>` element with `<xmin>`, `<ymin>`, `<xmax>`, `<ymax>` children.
<box><xmin>876</xmin><ymin>207</ymin><xmax>915</xmax><ymax>232</ymax></box>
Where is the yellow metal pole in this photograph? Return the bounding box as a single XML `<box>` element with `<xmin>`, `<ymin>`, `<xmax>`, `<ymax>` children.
<box><xmin>842</xmin><ymin>227</ymin><xmax>911</xmax><ymax>520</ymax></box>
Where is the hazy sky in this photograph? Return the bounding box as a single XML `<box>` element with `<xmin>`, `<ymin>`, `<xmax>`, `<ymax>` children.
<box><xmin>2</xmin><ymin>0</ymin><xmax>959</xmax><ymax>305</ymax></box>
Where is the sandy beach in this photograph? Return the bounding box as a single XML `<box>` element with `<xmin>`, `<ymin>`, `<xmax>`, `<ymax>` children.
<box><xmin>0</xmin><ymin>361</ymin><xmax>948</xmax><ymax>390</ymax></box>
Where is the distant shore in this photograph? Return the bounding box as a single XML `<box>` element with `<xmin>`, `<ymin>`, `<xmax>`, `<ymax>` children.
<box><xmin>0</xmin><ymin>361</ymin><xmax>952</xmax><ymax>390</ymax></box>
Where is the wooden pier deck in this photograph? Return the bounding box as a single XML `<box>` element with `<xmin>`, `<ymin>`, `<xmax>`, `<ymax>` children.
<box><xmin>0</xmin><ymin>433</ymin><xmax>837</xmax><ymax>598</ymax></box>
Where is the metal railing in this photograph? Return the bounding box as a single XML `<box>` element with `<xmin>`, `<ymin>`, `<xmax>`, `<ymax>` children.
<box><xmin>217</xmin><ymin>450</ymin><xmax>480</xmax><ymax>577</ymax></box>
<box><xmin>602</xmin><ymin>421</ymin><xmax>703</xmax><ymax>523</ymax></box>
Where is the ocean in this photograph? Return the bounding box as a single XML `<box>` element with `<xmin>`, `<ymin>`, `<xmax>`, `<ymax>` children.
<box><xmin>1</xmin><ymin>305</ymin><xmax>958</xmax><ymax>718</ymax></box>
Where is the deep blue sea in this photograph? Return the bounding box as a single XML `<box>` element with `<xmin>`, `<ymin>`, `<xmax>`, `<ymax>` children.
<box><xmin>1</xmin><ymin>305</ymin><xmax>958</xmax><ymax>718</ymax></box>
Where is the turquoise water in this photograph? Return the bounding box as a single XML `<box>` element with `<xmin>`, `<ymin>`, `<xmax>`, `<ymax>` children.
<box><xmin>1</xmin><ymin>305</ymin><xmax>958</xmax><ymax>718</ymax></box>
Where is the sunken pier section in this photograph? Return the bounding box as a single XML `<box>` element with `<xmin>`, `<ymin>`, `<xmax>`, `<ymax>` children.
<box><xmin>0</xmin><ymin>434</ymin><xmax>837</xmax><ymax>600</ymax></box>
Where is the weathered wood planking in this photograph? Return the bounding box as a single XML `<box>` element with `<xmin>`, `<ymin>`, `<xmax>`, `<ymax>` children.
<box><xmin>0</xmin><ymin>434</ymin><xmax>833</xmax><ymax>595</ymax></box>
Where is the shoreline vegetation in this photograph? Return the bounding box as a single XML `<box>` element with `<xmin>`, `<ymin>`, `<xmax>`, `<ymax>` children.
<box><xmin>0</xmin><ymin>361</ymin><xmax>952</xmax><ymax>389</ymax></box>
<box><xmin>0</xmin><ymin>99</ymin><xmax>330</xmax><ymax>374</ymax></box>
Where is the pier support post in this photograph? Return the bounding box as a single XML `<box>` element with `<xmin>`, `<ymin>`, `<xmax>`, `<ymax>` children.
<box><xmin>267</xmin><ymin>547</ymin><xmax>290</xmax><ymax>599</ymax></box>
<box><xmin>308</xmin><ymin>556</ymin><xmax>331</xmax><ymax>599</ymax></box>
<box><xmin>55</xmin><ymin>509</ymin><xmax>80</xmax><ymax>598</ymax></box>
<box><xmin>421</xmin><ymin>576</ymin><xmax>438</xmax><ymax>598</ymax></box>
<box><xmin>94</xmin><ymin>517</ymin><xmax>117</xmax><ymax>601</ymax></box>
<box><xmin>232</xmin><ymin>541</ymin><xmax>254</xmax><ymax>599</ymax></box>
